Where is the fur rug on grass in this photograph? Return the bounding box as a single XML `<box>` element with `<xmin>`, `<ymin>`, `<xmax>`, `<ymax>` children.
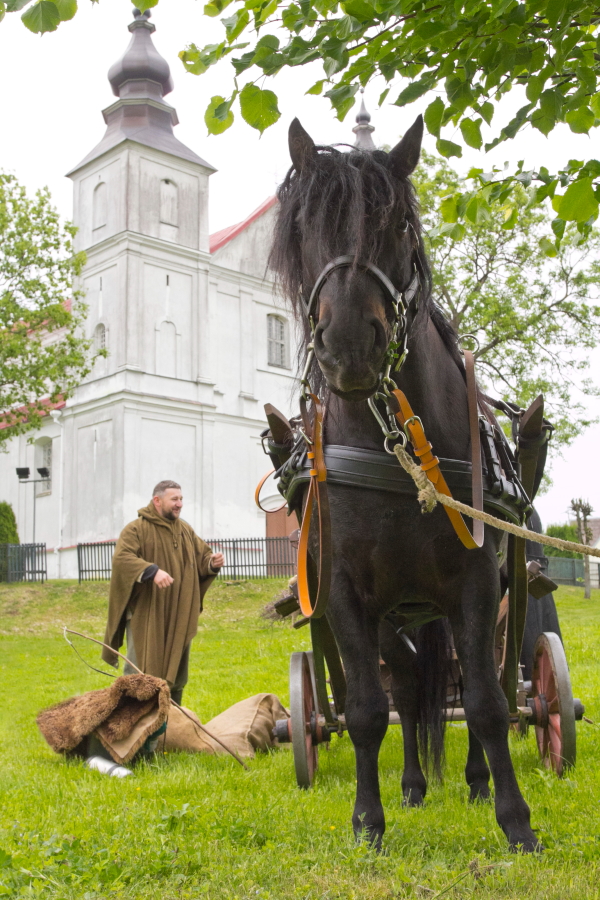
<box><xmin>37</xmin><ymin>674</ymin><xmax>170</xmax><ymax>764</ymax></box>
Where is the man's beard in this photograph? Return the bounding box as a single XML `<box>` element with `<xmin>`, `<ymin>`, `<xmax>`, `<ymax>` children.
<box><xmin>163</xmin><ymin>509</ymin><xmax>180</xmax><ymax>521</ymax></box>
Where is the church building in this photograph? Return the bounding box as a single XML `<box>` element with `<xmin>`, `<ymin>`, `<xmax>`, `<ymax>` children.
<box><xmin>0</xmin><ymin>9</ymin><xmax>300</xmax><ymax>577</ymax></box>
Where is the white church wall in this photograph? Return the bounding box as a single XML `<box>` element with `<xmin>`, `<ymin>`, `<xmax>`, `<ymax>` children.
<box><xmin>137</xmin><ymin>153</ymin><xmax>202</xmax><ymax>250</ymax></box>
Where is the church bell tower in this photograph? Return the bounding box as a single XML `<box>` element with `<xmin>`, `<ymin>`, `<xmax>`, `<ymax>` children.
<box><xmin>63</xmin><ymin>8</ymin><xmax>218</xmax><ymax>544</ymax></box>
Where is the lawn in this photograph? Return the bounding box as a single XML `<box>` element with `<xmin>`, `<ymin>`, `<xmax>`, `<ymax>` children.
<box><xmin>0</xmin><ymin>579</ymin><xmax>599</xmax><ymax>899</ymax></box>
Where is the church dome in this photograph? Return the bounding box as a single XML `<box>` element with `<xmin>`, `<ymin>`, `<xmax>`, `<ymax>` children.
<box><xmin>108</xmin><ymin>8</ymin><xmax>174</xmax><ymax>100</ymax></box>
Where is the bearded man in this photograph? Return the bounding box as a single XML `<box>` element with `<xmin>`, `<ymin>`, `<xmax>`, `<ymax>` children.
<box><xmin>102</xmin><ymin>480</ymin><xmax>224</xmax><ymax>705</ymax></box>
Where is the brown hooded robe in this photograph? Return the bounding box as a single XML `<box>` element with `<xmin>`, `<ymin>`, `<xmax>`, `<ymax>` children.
<box><xmin>102</xmin><ymin>503</ymin><xmax>216</xmax><ymax>685</ymax></box>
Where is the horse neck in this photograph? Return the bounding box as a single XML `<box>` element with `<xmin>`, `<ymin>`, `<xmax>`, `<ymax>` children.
<box><xmin>323</xmin><ymin>314</ymin><xmax>471</xmax><ymax>462</ymax></box>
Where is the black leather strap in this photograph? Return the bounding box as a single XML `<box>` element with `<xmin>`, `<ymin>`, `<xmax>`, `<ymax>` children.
<box><xmin>303</xmin><ymin>256</ymin><xmax>419</xmax><ymax>322</ymax></box>
<box><xmin>283</xmin><ymin>444</ymin><xmax>526</xmax><ymax>526</ymax></box>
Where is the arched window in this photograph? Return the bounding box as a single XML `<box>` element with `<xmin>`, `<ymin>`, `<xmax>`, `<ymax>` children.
<box><xmin>94</xmin><ymin>323</ymin><xmax>106</xmax><ymax>351</ymax></box>
<box><xmin>160</xmin><ymin>180</ymin><xmax>178</xmax><ymax>227</ymax></box>
<box><xmin>35</xmin><ymin>439</ymin><xmax>52</xmax><ymax>494</ymax></box>
<box><xmin>267</xmin><ymin>315</ymin><xmax>287</xmax><ymax>368</ymax></box>
<box><xmin>93</xmin><ymin>182</ymin><xmax>107</xmax><ymax>230</ymax></box>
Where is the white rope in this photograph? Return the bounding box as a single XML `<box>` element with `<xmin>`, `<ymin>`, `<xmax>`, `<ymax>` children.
<box><xmin>393</xmin><ymin>446</ymin><xmax>600</xmax><ymax>559</ymax></box>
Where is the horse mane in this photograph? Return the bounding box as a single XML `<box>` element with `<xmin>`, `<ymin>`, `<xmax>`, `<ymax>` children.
<box><xmin>269</xmin><ymin>145</ymin><xmax>465</xmax><ymax>389</ymax></box>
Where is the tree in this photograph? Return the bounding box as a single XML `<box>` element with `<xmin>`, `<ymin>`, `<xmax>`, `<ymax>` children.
<box><xmin>544</xmin><ymin>523</ymin><xmax>581</xmax><ymax>557</ymax></box>
<box><xmin>4</xmin><ymin>2</ymin><xmax>600</xmax><ymax>245</ymax></box>
<box><xmin>415</xmin><ymin>152</ymin><xmax>600</xmax><ymax>448</ymax></box>
<box><xmin>0</xmin><ymin>501</ymin><xmax>19</xmax><ymax>544</ymax></box>
<box><xmin>570</xmin><ymin>497</ymin><xmax>593</xmax><ymax>597</ymax></box>
<box><xmin>0</xmin><ymin>172</ymin><xmax>99</xmax><ymax>445</ymax></box>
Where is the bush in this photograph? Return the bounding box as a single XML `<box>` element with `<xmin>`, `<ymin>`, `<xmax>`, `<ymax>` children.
<box><xmin>545</xmin><ymin>523</ymin><xmax>581</xmax><ymax>558</ymax></box>
<box><xmin>0</xmin><ymin>501</ymin><xmax>19</xmax><ymax>544</ymax></box>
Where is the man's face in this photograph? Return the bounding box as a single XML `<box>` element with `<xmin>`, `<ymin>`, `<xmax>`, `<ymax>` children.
<box><xmin>153</xmin><ymin>488</ymin><xmax>183</xmax><ymax>520</ymax></box>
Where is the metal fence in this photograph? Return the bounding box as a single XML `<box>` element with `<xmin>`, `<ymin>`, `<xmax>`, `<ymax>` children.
<box><xmin>76</xmin><ymin>537</ymin><xmax>296</xmax><ymax>582</ymax></box>
<box><xmin>77</xmin><ymin>541</ymin><xmax>116</xmax><ymax>582</ymax></box>
<box><xmin>206</xmin><ymin>537</ymin><xmax>296</xmax><ymax>580</ymax></box>
<box><xmin>0</xmin><ymin>543</ymin><xmax>47</xmax><ymax>583</ymax></box>
<box><xmin>547</xmin><ymin>556</ymin><xmax>600</xmax><ymax>587</ymax></box>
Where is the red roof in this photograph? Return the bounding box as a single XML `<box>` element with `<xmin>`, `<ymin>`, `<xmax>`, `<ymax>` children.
<box><xmin>0</xmin><ymin>397</ymin><xmax>66</xmax><ymax>431</ymax></box>
<box><xmin>209</xmin><ymin>196</ymin><xmax>277</xmax><ymax>254</ymax></box>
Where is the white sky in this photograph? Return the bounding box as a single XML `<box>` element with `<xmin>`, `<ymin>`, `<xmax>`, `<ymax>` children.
<box><xmin>0</xmin><ymin>0</ymin><xmax>598</xmax><ymax>527</ymax></box>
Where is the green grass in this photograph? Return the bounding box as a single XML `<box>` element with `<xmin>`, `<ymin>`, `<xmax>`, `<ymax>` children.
<box><xmin>0</xmin><ymin>579</ymin><xmax>599</xmax><ymax>899</ymax></box>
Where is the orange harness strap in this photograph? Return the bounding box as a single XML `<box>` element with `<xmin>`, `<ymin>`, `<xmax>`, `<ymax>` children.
<box><xmin>390</xmin><ymin>352</ymin><xmax>485</xmax><ymax>550</ymax></box>
<box><xmin>296</xmin><ymin>393</ymin><xmax>331</xmax><ymax>618</ymax></box>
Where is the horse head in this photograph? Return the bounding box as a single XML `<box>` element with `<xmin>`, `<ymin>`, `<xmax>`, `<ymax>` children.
<box><xmin>272</xmin><ymin>115</ymin><xmax>425</xmax><ymax>401</ymax></box>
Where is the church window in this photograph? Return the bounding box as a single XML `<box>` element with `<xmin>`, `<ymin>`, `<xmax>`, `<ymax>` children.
<box><xmin>93</xmin><ymin>182</ymin><xmax>107</xmax><ymax>230</ymax></box>
<box><xmin>160</xmin><ymin>180</ymin><xmax>178</xmax><ymax>227</ymax></box>
<box><xmin>95</xmin><ymin>323</ymin><xmax>106</xmax><ymax>351</ymax></box>
<box><xmin>35</xmin><ymin>439</ymin><xmax>52</xmax><ymax>494</ymax></box>
<box><xmin>267</xmin><ymin>315</ymin><xmax>288</xmax><ymax>368</ymax></box>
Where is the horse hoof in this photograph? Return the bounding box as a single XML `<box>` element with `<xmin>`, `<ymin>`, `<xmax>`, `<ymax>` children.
<box><xmin>468</xmin><ymin>782</ymin><xmax>491</xmax><ymax>803</ymax></box>
<box><xmin>402</xmin><ymin>788</ymin><xmax>425</xmax><ymax>807</ymax></box>
<box><xmin>508</xmin><ymin>832</ymin><xmax>543</xmax><ymax>854</ymax></box>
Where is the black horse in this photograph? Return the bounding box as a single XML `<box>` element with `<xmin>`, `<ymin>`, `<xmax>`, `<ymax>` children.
<box><xmin>269</xmin><ymin>116</ymin><xmax>540</xmax><ymax>852</ymax></box>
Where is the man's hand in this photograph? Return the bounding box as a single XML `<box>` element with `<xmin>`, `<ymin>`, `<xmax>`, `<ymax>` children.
<box><xmin>210</xmin><ymin>553</ymin><xmax>225</xmax><ymax>571</ymax></box>
<box><xmin>154</xmin><ymin>568</ymin><xmax>174</xmax><ymax>588</ymax></box>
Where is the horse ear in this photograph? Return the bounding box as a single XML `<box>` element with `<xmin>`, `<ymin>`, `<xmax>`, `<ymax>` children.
<box><xmin>388</xmin><ymin>115</ymin><xmax>424</xmax><ymax>179</ymax></box>
<box><xmin>289</xmin><ymin>118</ymin><xmax>317</xmax><ymax>173</ymax></box>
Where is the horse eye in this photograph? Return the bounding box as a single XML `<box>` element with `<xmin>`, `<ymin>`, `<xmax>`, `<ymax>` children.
<box><xmin>398</xmin><ymin>219</ymin><xmax>409</xmax><ymax>233</ymax></box>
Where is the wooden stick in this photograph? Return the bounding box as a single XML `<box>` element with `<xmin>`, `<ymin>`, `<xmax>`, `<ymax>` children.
<box><xmin>63</xmin><ymin>627</ymin><xmax>249</xmax><ymax>770</ymax></box>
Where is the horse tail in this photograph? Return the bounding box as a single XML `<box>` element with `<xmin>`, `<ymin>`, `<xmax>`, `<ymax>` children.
<box><xmin>414</xmin><ymin>617</ymin><xmax>454</xmax><ymax>780</ymax></box>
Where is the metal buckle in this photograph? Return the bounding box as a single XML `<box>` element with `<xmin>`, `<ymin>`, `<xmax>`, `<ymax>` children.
<box><xmin>403</xmin><ymin>414</ymin><xmax>422</xmax><ymax>442</ymax></box>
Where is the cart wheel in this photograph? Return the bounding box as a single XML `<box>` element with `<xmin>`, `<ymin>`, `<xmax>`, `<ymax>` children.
<box><xmin>531</xmin><ymin>632</ymin><xmax>576</xmax><ymax>776</ymax></box>
<box><xmin>290</xmin><ymin>651</ymin><xmax>319</xmax><ymax>789</ymax></box>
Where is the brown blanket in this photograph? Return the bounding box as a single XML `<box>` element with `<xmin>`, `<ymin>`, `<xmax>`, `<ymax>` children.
<box><xmin>37</xmin><ymin>674</ymin><xmax>171</xmax><ymax>765</ymax></box>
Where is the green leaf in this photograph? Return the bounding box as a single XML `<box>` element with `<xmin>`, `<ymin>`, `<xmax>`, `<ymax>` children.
<box><xmin>439</xmin><ymin>194</ymin><xmax>458</xmax><ymax>223</ymax></box>
<box><xmin>205</xmin><ymin>95</ymin><xmax>234</xmax><ymax>134</ymax></box>
<box><xmin>54</xmin><ymin>0</ymin><xmax>75</xmax><ymax>20</ymax></box>
<box><xmin>324</xmin><ymin>82</ymin><xmax>358</xmax><ymax>120</ymax></box>
<box><xmin>239</xmin><ymin>83</ymin><xmax>280</xmax><ymax>133</ymax></box>
<box><xmin>394</xmin><ymin>79</ymin><xmax>431</xmax><ymax>107</ymax></box>
<box><xmin>436</xmin><ymin>138</ymin><xmax>462</xmax><ymax>159</ymax></box>
<box><xmin>526</xmin><ymin>73</ymin><xmax>546</xmax><ymax>103</ymax></box>
<box><xmin>0</xmin><ymin>1</ymin><xmax>5</xmax><ymax>21</ymax></box>
<box><xmin>222</xmin><ymin>8</ymin><xmax>249</xmax><ymax>42</ymax></box>
<box><xmin>465</xmin><ymin>195</ymin><xmax>490</xmax><ymax>224</ymax></box>
<box><xmin>546</xmin><ymin>0</ymin><xmax>567</xmax><ymax>28</ymax></box>
<box><xmin>460</xmin><ymin>117</ymin><xmax>482</xmax><ymax>149</ymax></box>
<box><xmin>565</xmin><ymin>106</ymin><xmax>595</xmax><ymax>134</ymax></box>
<box><xmin>204</xmin><ymin>0</ymin><xmax>231</xmax><ymax>15</ymax></box>
<box><xmin>501</xmin><ymin>206</ymin><xmax>518</xmax><ymax>229</ymax></box>
<box><xmin>340</xmin><ymin>0</ymin><xmax>374</xmax><ymax>23</ymax></box>
<box><xmin>590</xmin><ymin>93</ymin><xmax>600</xmax><ymax>118</ymax></box>
<box><xmin>424</xmin><ymin>97</ymin><xmax>444</xmax><ymax>137</ymax></box>
<box><xmin>135</xmin><ymin>0</ymin><xmax>158</xmax><ymax>11</ymax></box>
<box><xmin>539</xmin><ymin>236</ymin><xmax>558</xmax><ymax>257</ymax></box>
<box><xmin>6</xmin><ymin>0</ymin><xmax>32</xmax><ymax>9</ymax></box>
<box><xmin>306</xmin><ymin>80</ymin><xmax>325</xmax><ymax>96</ymax></box>
<box><xmin>553</xmin><ymin>178</ymin><xmax>598</xmax><ymax>222</ymax></box>
<box><xmin>479</xmin><ymin>101</ymin><xmax>494</xmax><ymax>125</ymax></box>
<box><xmin>21</xmin><ymin>0</ymin><xmax>59</xmax><ymax>32</ymax></box>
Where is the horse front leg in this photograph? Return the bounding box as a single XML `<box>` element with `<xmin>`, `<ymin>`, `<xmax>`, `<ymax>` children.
<box><xmin>379</xmin><ymin>619</ymin><xmax>427</xmax><ymax>806</ymax></box>
<box><xmin>329</xmin><ymin>590</ymin><xmax>389</xmax><ymax>847</ymax></box>
<box><xmin>449</xmin><ymin>560</ymin><xmax>540</xmax><ymax>852</ymax></box>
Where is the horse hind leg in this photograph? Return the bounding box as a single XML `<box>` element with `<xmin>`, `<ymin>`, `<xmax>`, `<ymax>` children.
<box><xmin>379</xmin><ymin>620</ymin><xmax>426</xmax><ymax>806</ymax></box>
<box><xmin>465</xmin><ymin>727</ymin><xmax>491</xmax><ymax>801</ymax></box>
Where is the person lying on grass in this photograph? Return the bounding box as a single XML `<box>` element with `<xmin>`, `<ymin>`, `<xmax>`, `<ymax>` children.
<box><xmin>102</xmin><ymin>480</ymin><xmax>224</xmax><ymax>706</ymax></box>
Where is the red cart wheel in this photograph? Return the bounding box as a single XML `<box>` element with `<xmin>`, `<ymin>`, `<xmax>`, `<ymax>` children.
<box><xmin>289</xmin><ymin>652</ymin><xmax>319</xmax><ymax>788</ymax></box>
<box><xmin>531</xmin><ymin>632</ymin><xmax>576</xmax><ymax>776</ymax></box>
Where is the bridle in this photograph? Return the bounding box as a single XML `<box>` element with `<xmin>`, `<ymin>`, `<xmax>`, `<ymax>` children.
<box><xmin>299</xmin><ymin>253</ymin><xmax>421</xmax><ymax>453</ymax></box>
